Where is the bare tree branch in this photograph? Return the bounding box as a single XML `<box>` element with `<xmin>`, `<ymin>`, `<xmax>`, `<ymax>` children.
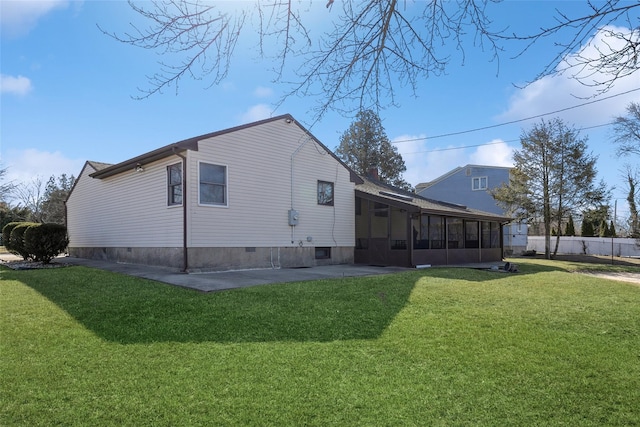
<box><xmin>502</xmin><ymin>1</ymin><xmax>639</xmax><ymax>95</ymax></box>
<box><xmin>612</xmin><ymin>101</ymin><xmax>640</xmax><ymax>158</ymax></box>
<box><xmin>103</xmin><ymin>0</ymin><xmax>639</xmax><ymax>118</ymax></box>
<box><xmin>99</xmin><ymin>0</ymin><xmax>247</xmax><ymax>98</ymax></box>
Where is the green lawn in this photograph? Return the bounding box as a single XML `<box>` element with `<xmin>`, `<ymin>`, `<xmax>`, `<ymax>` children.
<box><xmin>1</xmin><ymin>259</ymin><xmax>639</xmax><ymax>426</ymax></box>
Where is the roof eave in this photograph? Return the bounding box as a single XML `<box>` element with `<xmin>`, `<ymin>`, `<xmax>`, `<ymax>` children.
<box><xmin>90</xmin><ymin>139</ymin><xmax>199</xmax><ymax>179</ymax></box>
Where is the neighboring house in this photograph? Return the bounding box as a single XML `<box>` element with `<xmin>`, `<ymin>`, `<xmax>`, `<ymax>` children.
<box><xmin>355</xmin><ymin>171</ymin><xmax>509</xmax><ymax>267</ymax></box>
<box><xmin>415</xmin><ymin>165</ymin><xmax>527</xmax><ymax>255</ymax></box>
<box><xmin>66</xmin><ymin>114</ymin><xmax>361</xmax><ymax>271</ymax></box>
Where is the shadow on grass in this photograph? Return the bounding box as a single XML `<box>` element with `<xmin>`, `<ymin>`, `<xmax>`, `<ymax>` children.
<box><xmin>7</xmin><ymin>266</ymin><xmax>416</xmax><ymax>345</ymax></box>
<box><xmin>421</xmin><ymin>260</ymin><xmax>567</xmax><ymax>282</ymax></box>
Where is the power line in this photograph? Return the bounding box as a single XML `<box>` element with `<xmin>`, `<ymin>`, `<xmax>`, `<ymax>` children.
<box><xmin>392</xmin><ymin>87</ymin><xmax>640</xmax><ymax>144</ymax></box>
<box><xmin>401</xmin><ymin>122</ymin><xmax>615</xmax><ymax>155</ymax></box>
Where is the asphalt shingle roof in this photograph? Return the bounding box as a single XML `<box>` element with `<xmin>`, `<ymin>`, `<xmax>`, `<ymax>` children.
<box><xmin>356</xmin><ymin>175</ymin><xmax>511</xmax><ymax>222</ymax></box>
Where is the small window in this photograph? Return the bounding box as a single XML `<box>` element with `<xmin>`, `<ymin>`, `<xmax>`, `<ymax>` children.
<box><xmin>317</xmin><ymin>181</ymin><xmax>334</xmax><ymax>206</ymax></box>
<box><xmin>315</xmin><ymin>247</ymin><xmax>331</xmax><ymax>259</ymax></box>
<box><xmin>199</xmin><ymin>163</ymin><xmax>227</xmax><ymax>206</ymax></box>
<box><xmin>472</xmin><ymin>176</ymin><xmax>488</xmax><ymax>191</ymax></box>
<box><xmin>167</xmin><ymin>163</ymin><xmax>182</xmax><ymax>206</ymax></box>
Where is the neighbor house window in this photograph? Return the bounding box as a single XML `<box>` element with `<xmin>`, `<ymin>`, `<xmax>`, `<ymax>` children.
<box><xmin>167</xmin><ymin>163</ymin><xmax>182</xmax><ymax>206</ymax></box>
<box><xmin>317</xmin><ymin>180</ymin><xmax>334</xmax><ymax>206</ymax></box>
<box><xmin>472</xmin><ymin>176</ymin><xmax>488</xmax><ymax>191</ymax></box>
<box><xmin>199</xmin><ymin>162</ymin><xmax>227</xmax><ymax>206</ymax></box>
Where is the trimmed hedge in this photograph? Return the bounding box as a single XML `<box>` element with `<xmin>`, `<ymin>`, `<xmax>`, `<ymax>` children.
<box><xmin>8</xmin><ymin>223</ymin><xmax>39</xmax><ymax>260</ymax></box>
<box><xmin>2</xmin><ymin>222</ymin><xmax>23</xmax><ymax>253</ymax></box>
<box><xmin>24</xmin><ymin>223</ymin><xmax>69</xmax><ymax>263</ymax></box>
<box><xmin>3</xmin><ymin>222</ymin><xmax>69</xmax><ymax>262</ymax></box>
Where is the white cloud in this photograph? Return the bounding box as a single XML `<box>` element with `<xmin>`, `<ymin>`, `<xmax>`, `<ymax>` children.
<box><xmin>0</xmin><ymin>0</ymin><xmax>70</xmax><ymax>38</ymax></box>
<box><xmin>238</xmin><ymin>104</ymin><xmax>273</xmax><ymax>123</ymax></box>
<box><xmin>393</xmin><ymin>134</ymin><xmax>460</xmax><ymax>187</ymax></box>
<box><xmin>0</xmin><ymin>74</ymin><xmax>33</xmax><ymax>96</ymax></box>
<box><xmin>3</xmin><ymin>148</ymin><xmax>84</xmax><ymax>191</ymax></box>
<box><xmin>498</xmin><ymin>26</ymin><xmax>639</xmax><ymax>127</ymax></box>
<box><xmin>469</xmin><ymin>140</ymin><xmax>513</xmax><ymax>167</ymax></box>
<box><xmin>394</xmin><ymin>135</ymin><xmax>515</xmax><ymax>187</ymax></box>
<box><xmin>253</xmin><ymin>86</ymin><xmax>274</xmax><ymax>98</ymax></box>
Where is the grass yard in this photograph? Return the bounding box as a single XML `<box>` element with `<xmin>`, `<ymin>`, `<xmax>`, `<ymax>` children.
<box><xmin>1</xmin><ymin>259</ymin><xmax>639</xmax><ymax>426</ymax></box>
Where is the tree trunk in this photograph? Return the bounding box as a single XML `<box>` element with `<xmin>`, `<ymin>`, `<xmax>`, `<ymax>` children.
<box><xmin>552</xmin><ymin>230</ymin><xmax>561</xmax><ymax>259</ymax></box>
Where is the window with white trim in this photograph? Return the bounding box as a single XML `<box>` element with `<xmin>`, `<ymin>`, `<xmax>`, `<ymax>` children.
<box><xmin>167</xmin><ymin>163</ymin><xmax>182</xmax><ymax>206</ymax></box>
<box><xmin>199</xmin><ymin>162</ymin><xmax>227</xmax><ymax>206</ymax></box>
<box><xmin>472</xmin><ymin>176</ymin><xmax>488</xmax><ymax>191</ymax></box>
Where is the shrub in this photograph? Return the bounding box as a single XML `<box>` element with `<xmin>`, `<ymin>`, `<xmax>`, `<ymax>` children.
<box><xmin>2</xmin><ymin>222</ymin><xmax>23</xmax><ymax>252</ymax></box>
<box><xmin>24</xmin><ymin>223</ymin><xmax>69</xmax><ymax>263</ymax></box>
<box><xmin>8</xmin><ymin>222</ymin><xmax>39</xmax><ymax>260</ymax></box>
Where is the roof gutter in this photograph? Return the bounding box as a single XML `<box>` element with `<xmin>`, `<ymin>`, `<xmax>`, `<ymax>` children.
<box><xmin>90</xmin><ymin>139</ymin><xmax>199</xmax><ymax>179</ymax></box>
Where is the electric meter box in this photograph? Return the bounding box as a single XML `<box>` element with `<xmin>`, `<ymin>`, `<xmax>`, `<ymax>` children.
<box><xmin>288</xmin><ymin>209</ymin><xmax>299</xmax><ymax>226</ymax></box>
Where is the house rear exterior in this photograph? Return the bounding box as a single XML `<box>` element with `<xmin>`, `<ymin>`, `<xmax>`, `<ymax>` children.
<box><xmin>66</xmin><ymin>115</ymin><xmax>360</xmax><ymax>271</ymax></box>
<box><xmin>416</xmin><ymin>165</ymin><xmax>527</xmax><ymax>255</ymax></box>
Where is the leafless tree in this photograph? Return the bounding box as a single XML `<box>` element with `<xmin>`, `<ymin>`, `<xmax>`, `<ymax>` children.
<box><xmin>102</xmin><ymin>0</ymin><xmax>639</xmax><ymax>119</ymax></box>
<box><xmin>612</xmin><ymin>102</ymin><xmax>640</xmax><ymax>238</ymax></box>
<box><xmin>0</xmin><ymin>166</ymin><xmax>16</xmax><ymax>204</ymax></box>
<box><xmin>506</xmin><ymin>1</ymin><xmax>639</xmax><ymax>94</ymax></box>
<box><xmin>620</xmin><ymin>164</ymin><xmax>640</xmax><ymax>238</ymax></box>
<box><xmin>14</xmin><ymin>176</ymin><xmax>45</xmax><ymax>223</ymax></box>
<box><xmin>612</xmin><ymin>101</ymin><xmax>640</xmax><ymax>158</ymax></box>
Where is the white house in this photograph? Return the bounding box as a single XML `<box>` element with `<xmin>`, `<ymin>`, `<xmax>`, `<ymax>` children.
<box><xmin>66</xmin><ymin>115</ymin><xmax>361</xmax><ymax>272</ymax></box>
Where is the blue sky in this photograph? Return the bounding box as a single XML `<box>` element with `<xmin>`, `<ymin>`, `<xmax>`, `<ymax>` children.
<box><xmin>1</xmin><ymin>0</ymin><xmax>638</xmax><ymax>219</ymax></box>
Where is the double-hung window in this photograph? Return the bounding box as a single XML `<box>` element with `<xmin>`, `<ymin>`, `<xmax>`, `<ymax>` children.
<box><xmin>199</xmin><ymin>162</ymin><xmax>227</xmax><ymax>206</ymax></box>
<box><xmin>472</xmin><ymin>176</ymin><xmax>488</xmax><ymax>191</ymax></box>
<box><xmin>167</xmin><ymin>163</ymin><xmax>182</xmax><ymax>206</ymax></box>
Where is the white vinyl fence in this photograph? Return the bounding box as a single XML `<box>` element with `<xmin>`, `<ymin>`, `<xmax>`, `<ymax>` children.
<box><xmin>527</xmin><ymin>236</ymin><xmax>640</xmax><ymax>258</ymax></box>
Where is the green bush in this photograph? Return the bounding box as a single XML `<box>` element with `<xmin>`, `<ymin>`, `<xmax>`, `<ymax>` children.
<box><xmin>8</xmin><ymin>222</ymin><xmax>38</xmax><ymax>260</ymax></box>
<box><xmin>24</xmin><ymin>223</ymin><xmax>69</xmax><ymax>263</ymax></box>
<box><xmin>2</xmin><ymin>222</ymin><xmax>23</xmax><ymax>252</ymax></box>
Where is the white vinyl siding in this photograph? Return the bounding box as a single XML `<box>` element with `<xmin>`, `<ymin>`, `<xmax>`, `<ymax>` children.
<box><xmin>66</xmin><ymin>159</ymin><xmax>184</xmax><ymax>248</ymax></box>
<box><xmin>67</xmin><ymin>117</ymin><xmax>355</xmax><ymax>251</ymax></box>
<box><xmin>186</xmin><ymin>119</ymin><xmax>355</xmax><ymax>248</ymax></box>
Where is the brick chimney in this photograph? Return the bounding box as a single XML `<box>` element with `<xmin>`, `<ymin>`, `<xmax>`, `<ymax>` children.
<box><xmin>367</xmin><ymin>167</ymin><xmax>379</xmax><ymax>180</ymax></box>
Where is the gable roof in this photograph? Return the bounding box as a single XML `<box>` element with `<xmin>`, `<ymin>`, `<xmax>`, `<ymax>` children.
<box><xmin>356</xmin><ymin>174</ymin><xmax>510</xmax><ymax>222</ymax></box>
<box><xmin>88</xmin><ymin>114</ymin><xmax>362</xmax><ymax>183</ymax></box>
<box><xmin>415</xmin><ymin>164</ymin><xmax>513</xmax><ymax>192</ymax></box>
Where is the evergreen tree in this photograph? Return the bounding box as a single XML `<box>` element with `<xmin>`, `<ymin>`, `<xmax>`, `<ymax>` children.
<box><xmin>609</xmin><ymin>220</ymin><xmax>617</xmax><ymax>237</ymax></box>
<box><xmin>599</xmin><ymin>219</ymin><xmax>608</xmax><ymax>237</ymax></box>
<box><xmin>581</xmin><ymin>218</ymin><xmax>595</xmax><ymax>237</ymax></box>
<box><xmin>336</xmin><ymin>109</ymin><xmax>411</xmax><ymax>190</ymax></box>
<box><xmin>40</xmin><ymin>174</ymin><xmax>75</xmax><ymax>224</ymax></box>
<box><xmin>564</xmin><ymin>215</ymin><xmax>576</xmax><ymax>236</ymax></box>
